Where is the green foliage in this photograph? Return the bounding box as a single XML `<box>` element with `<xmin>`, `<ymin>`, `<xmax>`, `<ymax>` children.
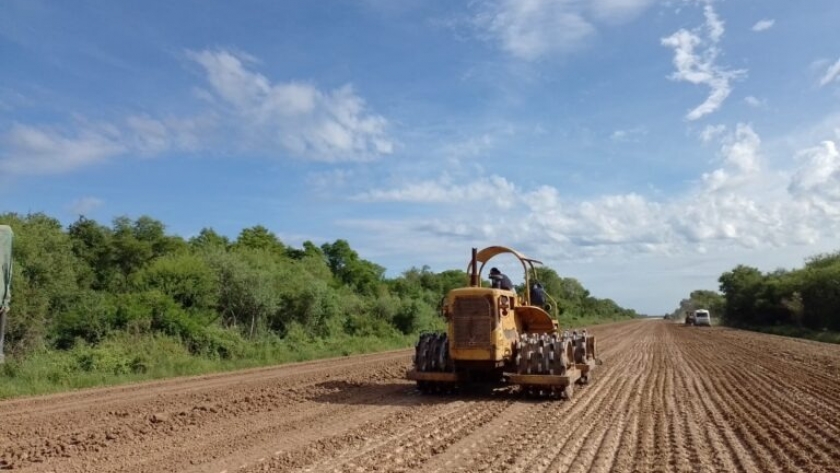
<box><xmin>799</xmin><ymin>264</ymin><xmax>840</xmax><ymax>331</ymax></box>
<box><xmin>528</xmin><ymin>267</ymin><xmax>638</xmax><ymax>320</ymax></box>
<box><xmin>67</xmin><ymin>216</ymin><xmax>116</xmax><ymax>290</ymax></box>
<box><xmin>0</xmin><ymin>211</ymin><xmax>638</xmax><ymax>399</ymax></box>
<box><xmin>206</xmin><ymin>248</ymin><xmax>284</xmax><ymax>337</ymax></box>
<box><xmin>189</xmin><ymin>227</ymin><xmax>230</xmax><ymax>251</ymax></box>
<box><xmin>132</xmin><ymin>252</ymin><xmax>218</xmax><ymax>310</ymax></box>
<box><xmin>234</xmin><ymin>225</ymin><xmax>285</xmax><ymax>254</ymax></box>
<box><xmin>675</xmin><ymin>247</ymin><xmax>840</xmax><ymax>336</ymax></box>
<box><xmin>51</xmin><ymin>291</ymin><xmax>118</xmax><ymax>348</ymax></box>
<box><xmin>321</xmin><ymin>239</ymin><xmax>385</xmax><ymax>295</ymax></box>
<box><xmin>669</xmin><ymin>289</ymin><xmax>725</xmax><ymax>321</ymax></box>
<box><xmin>0</xmin><ymin>213</ymin><xmax>81</xmax><ymax>354</ymax></box>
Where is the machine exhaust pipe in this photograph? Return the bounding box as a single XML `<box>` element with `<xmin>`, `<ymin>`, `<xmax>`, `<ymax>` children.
<box><xmin>469</xmin><ymin>247</ymin><xmax>478</xmax><ymax>286</ymax></box>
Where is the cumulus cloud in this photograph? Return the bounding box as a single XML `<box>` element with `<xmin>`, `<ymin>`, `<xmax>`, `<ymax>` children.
<box><xmin>661</xmin><ymin>4</ymin><xmax>746</xmax><ymax>120</ymax></box>
<box><xmin>473</xmin><ymin>0</ymin><xmax>595</xmax><ymax>61</ymax></box>
<box><xmin>350</xmin><ymin>123</ymin><xmax>840</xmax><ymax>264</ymax></box>
<box><xmin>0</xmin><ymin>123</ymin><xmax>125</xmax><ymax>175</ymax></box>
<box><xmin>0</xmin><ymin>48</ymin><xmax>393</xmax><ymax>174</ymax></box>
<box><xmin>188</xmin><ymin>49</ymin><xmax>393</xmax><ymax>162</ymax></box>
<box><xmin>788</xmin><ymin>140</ymin><xmax>840</xmax><ymax>213</ymax></box>
<box><xmin>751</xmin><ymin>19</ymin><xmax>775</xmax><ymax>32</ymax></box>
<box><xmin>720</xmin><ymin>123</ymin><xmax>761</xmax><ymax>173</ymax></box>
<box><xmin>471</xmin><ymin>0</ymin><xmax>655</xmax><ymax>60</ymax></box>
<box><xmin>700</xmin><ymin>124</ymin><xmax>726</xmax><ymax>143</ymax></box>
<box><xmin>818</xmin><ymin>58</ymin><xmax>840</xmax><ymax>87</ymax></box>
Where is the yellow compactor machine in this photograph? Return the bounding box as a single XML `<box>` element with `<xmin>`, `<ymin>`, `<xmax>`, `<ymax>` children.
<box><xmin>407</xmin><ymin>246</ymin><xmax>600</xmax><ymax>399</ymax></box>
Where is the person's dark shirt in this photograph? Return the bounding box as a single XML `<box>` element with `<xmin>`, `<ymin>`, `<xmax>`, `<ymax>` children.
<box><xmin>490</xmin><ymin>273</ymin><xmax>513</xmax><ymax>290</ymax></box>
<box><xmin>530</xmin><ymin>284</ymin><xmax>546</xmax><ymax>306</ymax></box>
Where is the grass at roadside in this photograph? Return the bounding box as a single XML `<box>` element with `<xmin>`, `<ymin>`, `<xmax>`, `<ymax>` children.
<box><xmin>0</xmin><ymin>315</ymin><xmax>633</xmax><ymax>401</ymax></box>
<box><xmin>726</xmin><ymin>323</ymin><xmax>840</xmax><ymax>345</ymax></box>
<box><xmin>0</xmin><ymin>332</ymin><xmax>414</xmax><ymax>400</ymax></box>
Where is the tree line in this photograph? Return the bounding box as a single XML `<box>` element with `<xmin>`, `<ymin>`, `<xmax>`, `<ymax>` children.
<box><xmin>673</xmin><ymin>250</ymin><xmax>840</xmax><ymax>332</ymax></box>
<box><xmin>1</xmin><ymin>212</ymin><xmax>638</xmax><ymax>363</ymax></box>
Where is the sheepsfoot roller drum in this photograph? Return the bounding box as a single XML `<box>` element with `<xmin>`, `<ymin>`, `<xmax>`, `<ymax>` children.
<box><xmin>405</xmin><ymin>245</ymin><xmax>603</xmax><ymax>400</ymax></box>
<box><xmin>406</xmin><ymin>332</ymin><xmax>458</xmax><ymax>393</ymax></box>
<box><xmin>506</xmin><ymin>329</ymin><xmax>599</xmax><ymax>399</ymax></box>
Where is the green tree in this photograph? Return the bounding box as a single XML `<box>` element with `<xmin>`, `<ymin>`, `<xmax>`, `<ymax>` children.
<box><xmin>67</xmin><ymin>216</ymin><xmax>116</xmax><ymax>291</ymax></box>
<box><xmin>718</xmin><ymin>265</ymin><xmax>764</xmax><ymax>324</ymax></box>
<box><xmin>132</xmin><ymin>253</ymin><xmax>218</xmax><ymax>311</ymax></box>
<box><xmin>0</xmin><ymin>213</ymin><xmax>81</xmax><ymax>354</ymax></box>
<box><xmin>321</xmin><ymin>239</ymin><xmax>385</xmax><ymax>295</ymax></box>
<box><xmin>234</xmin><ymin>225</ymin><xmax>285</xmax><ymax>255</ymax></box>
<box><xmin>189</xmin><ymin>228</ymin><xmax>230</xmax><ymax>251</ymax></box>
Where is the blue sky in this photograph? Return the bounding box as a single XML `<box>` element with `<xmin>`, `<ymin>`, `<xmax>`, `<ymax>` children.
<box><xmin>2</xmin><ymin>0</ymin><xmax>840</xmax><ymax>315</ymax></box>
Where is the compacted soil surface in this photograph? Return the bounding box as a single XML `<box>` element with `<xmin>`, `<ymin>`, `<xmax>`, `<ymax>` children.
<box><xmin>2</xmin><ymin>319</ymin><xmax>839</xmax><ymax>473</ymax></box>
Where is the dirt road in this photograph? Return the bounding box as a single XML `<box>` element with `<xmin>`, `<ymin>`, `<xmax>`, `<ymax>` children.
<box><xmin>2</xmin><ymin>320</ymin><xmax>839</xmax><ymax>473</ymax></box>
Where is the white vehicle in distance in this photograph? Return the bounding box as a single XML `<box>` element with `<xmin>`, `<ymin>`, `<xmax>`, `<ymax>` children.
<box><xmin>693</xmin><ymin>309</ymin><xmax>711</xmax><ymax>326</ymax></box>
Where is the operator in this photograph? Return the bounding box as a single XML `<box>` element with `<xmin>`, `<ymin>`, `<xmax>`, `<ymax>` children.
<box><xmin>489</xmin><ymin>267</ymin><xmax>513</xmax><ymax>290</ymax></box>
<box><xmin>530</xmin><ymin>282</ymin><xmax>547</xmax><ymax>307</ymax></box>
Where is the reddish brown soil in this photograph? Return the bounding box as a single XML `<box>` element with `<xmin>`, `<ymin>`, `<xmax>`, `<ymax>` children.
<box><xmin>2</xmin><ymin>320</ymin><xmax>839</xmax><ymax>472</ymax></box>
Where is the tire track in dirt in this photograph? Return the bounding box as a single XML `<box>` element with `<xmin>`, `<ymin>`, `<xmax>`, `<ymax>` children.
<box><xmin>411</xmin><ymin>400</ymin><xmax>536</xmax><ymax>473</ymax></box>
<box><xmin>3</xmin><ymin>319</ymin><xmax>840</xmax><ymax>473</ymax></box>
<box><xmin>549</xmin><ymin>326</ymin><xmax>653</xmax><ymax>473</ymax></box>
<box><xmin>537</xmin><ymin>322</ymin><xmax>670</xmax><ymax>472</ymax></box>
<box><xmin>685</xmin><ymin>338</ymin><xmax>839</xmax><ymax>471</ymax></box>
<box><xmin>669</xmin><ymin>327</ymin><xmax>757</xmax><ymax>472</ymax></box>
<box><xmin>119</xmin><ymin>385</ymin><xmax>427</xmax><ymax>473</ymax></box>
<box><xmin>505</xmin><ymin>323</ymin><xmax>643</xmax><ymax>471</ymax></box>
<box><xmin>230</xmin><ymin>397</ymin><xmax>512</xmax><ymax>473</ymax></box>
<box><xmin>676</xmin><ymin>325</ymin><xmax>839</xmax><ymax>473</ymax></box>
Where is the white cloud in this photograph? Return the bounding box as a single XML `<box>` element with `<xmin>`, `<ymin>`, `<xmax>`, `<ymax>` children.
<box><xmin>353</xmin><ymin>174</ymin><xmax>519</xmax><ymax>209</ymax></box>
<box><xmin>589</xmin><ymin>0</ymin><xmax>658</xmax><ymax>23</ymax></box>
<box><xmin>0</xmin><ymin>112</ymin><xmax>215</xmax><ymax>175</ymax></box>
<box><xmin>788</xmin><ymin>140</ymin><xmax>840</xmax><ymax>213</ymax></box>
<box><xmin>610</xmin><ymin>126</ymin><xmax>647</xmax><ymax>142</ymax></box>
<box><xmin>472</xmin><ymin>0</ymin><xmax>655</xmax><ymax>61</ymax></box>
<box><xmin>351</xmin><ymin>123</ymin><xmax>840</xmax><ymax>267</ymax></box>
<box><xmin>0</xmin><ymin>48</ymin><xmax>392</xmax><ymax>175</ymax></box>
<box><xmin>126</xmin><ymin>115</ymin><xmax>170</xmax><ymax>155</ymax></box>
<box><xmin>703</xmin><ymin>5</ymin><xmax>724</xmax><ymax>43</ymax></box>
<box><xmin>306</xmin><ymin>168</ymin><xmax>357</xmax><ymax>195</ymax></box>
<box><xmin>68</xmin><ymin>196</ymin><xmax>104</xmax><ymax>215</ymax></box>
<box><xmin>473</xmin><ymin>0</ymin><xmax>595</xmax><ymax>61</ymax></box>
<box><xmin>818</xmin><ymin>58</ymin><xmax>840</xmax><ymax>87</ymax></box>
<box><xmin>0</xmin><ymin>123</ymin><xmax>125</xmax><ymax>175</ymax></box>
<box><xmin>701</xmin><ymin>123</ymin><xmax>762</xmax><ymax>195</ymax></box>
<box><xmin>751</xmin><ymin>19</ymin><xmax>775</xmax><ymax>32</ymax></box>
<box><xmin>700</xmin><ymin>124</ymin><xmax>726</xmax><ymax>143</ymax></box>
<box><xmin>661</xmin><ymin>4</ymin><xmax>746</xmax><ymax>120</ymax></box>
<box><xmin>188</xmin><ymin>49</ymin><xmax>393</xmax><ymax>162</ymax></box>
<box><xmin>441</xmin><ymin>133</ymin><xmax>497</xmax><ymax>163</ymax></box>
<box><xmin>720</xmin><ymin>123</ymin><xmax>761</xmax><ymax>173</ymax></box>
<box><xmin>744</xmin><ymin>95</ymin><xmax>765</xmax><ymax>108</ymax></box>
